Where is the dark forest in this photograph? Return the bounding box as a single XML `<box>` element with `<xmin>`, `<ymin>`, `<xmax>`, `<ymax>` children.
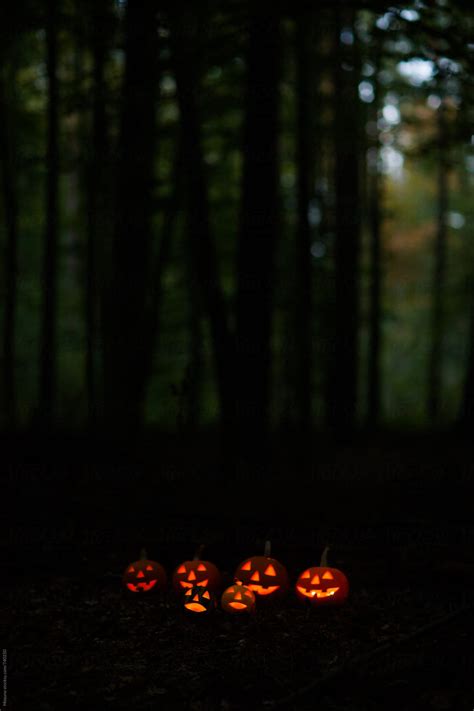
<box><xmin>4</xmin><ymin>0</ymin><xmax>474</xmax><ymax>709</ymax></box>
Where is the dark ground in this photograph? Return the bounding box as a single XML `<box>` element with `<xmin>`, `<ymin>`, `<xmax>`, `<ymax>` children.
<box><xmin>4</xmin><ymin>431</ymin><xmax>474</xmax><ymax>709</ymax></box>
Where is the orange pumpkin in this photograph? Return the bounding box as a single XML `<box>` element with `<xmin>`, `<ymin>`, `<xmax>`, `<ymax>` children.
<box><xmin>123</xmin><ymin>549</ymin><xmax>167</xmax><ymax>593</ymax></box>
<box><xmin>172</xmin><ymin>546</ymin><xmax>221</xmax><ymax>593</ymax></box>
<box><xmin>183</xmin><ymin>586</ymin><xmax>216</xmax><ymax>614</ymax></box>
<box><xmin>234</xmin><ymin>541</ymin><xmax>288</xmax><ymax>599</ymax></box>
<box><xmin>221</xmin><ymin>583</ymin><xmax>256</xmax><ymax>614</ymax></box>
<box><xmin>295</xmin><ymin>547</ymin><xmax>349</xmax><ymax>606</ymax></box>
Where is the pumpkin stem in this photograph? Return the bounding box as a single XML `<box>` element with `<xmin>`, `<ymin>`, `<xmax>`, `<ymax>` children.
<box><xmin>193</xmin><ymin>543</ymin><xmax>205</xmax><ymax>560</ymax></box>
<box><xmin>320</xmin><ymin>546</ymin><xmax>330</xmax><ymax>567</ymax></box>
<box><xmin>264</xmin><ymin>540</ymin><xmax>271</xmax><ymax>557</ymax></box>
<box><xmin>139</xmin><ymin>548</ymin><xmax>148</xmax><ymax>560</ymax></box>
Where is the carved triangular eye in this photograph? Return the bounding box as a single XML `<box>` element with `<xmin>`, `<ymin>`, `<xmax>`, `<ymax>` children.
<box><xmin>188</xmin><ymin>570</ymin><xmax>196</xmax><ymax>581</ymax></box>
<box><xmin>322</xmin><ymin>571</ymin><xmax>334</xmax><ymax>580</ymax></box>
<box><xmin>146</xmin><ymin>565</ymin><xmax>153</xmax><ymax>571</ymax></box>
<box><xmin>301</xmin><ymin>569</ymin><xmax>311</xmax><ymax>579</ymax></box>
<box><xmin>244</xmin><ymin>590</ymin><xmax>253</xmax><ymax>598</ymax></box>
<box><xmin>311</xmin><ymin>574</ymin><xmax>320</xmax><ymax>585</ymax></box>
<box><xmin>128</xmin><ymin>566</ymin><xmax>135</xmax><ymax>573</ymax></box>
<box><xmin>177</xmin><ymin>564</ymin><xmax>186</xmax><ymax>574</ymax></box>
<box><xmin>264</xmin><ymin>564</ymin><xmax>276</xmax><ymax>576</ymax></box>
<box><xmin>241</xmin><ymin>560</ymin><xmax>252</xmax><ymax>571</ymax></box>
<box><xmin>203</xmin><ymin>590</ymin><xmax>210</xmax><ymax>600</ymax></box>
<box><xmin>197</xmin><ymin>563</ymin><xmax>206</xmax><ymax>571</ymax></box>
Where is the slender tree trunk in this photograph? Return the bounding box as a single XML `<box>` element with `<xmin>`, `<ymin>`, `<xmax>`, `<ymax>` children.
<box><xmin>170</xmin><ymin>5</ymin><xmax>234</xmax><ymax>433</ymax></box>
<box><xmin>295</xmin><ymin>12</ymin><xmax>312</xmax><ymax>432</ymax></box>
<box><xmin>326</xmin><ymin>6</ymin><xmax>361</xmax><ymax>434</ymax></box>
<box><xmin>427</xmin><ymin>98</ymin><xmax>448</xmax><ymax>423</ymax></box>
<box><xmin>39</xmin><ymin>0</ymin><xmax>59</xmax><ymax>428</ymax></box>
<box><xmin>367</xmin><ymin>45</ymin><xmax>383</xmax><ymax>428</ymax></box>
<box><xmin>103</xmin><ymin>0</ymin><xmax>158</xmax><ymax>434</ymax></box>
<box><xmin>86</xmin><ymin>0</ymin><xmax>112</xmax><ymax>428</ymax></box>
<box><xmin>236</xmin><ymin>5</ymin><xmax>280</xmax><ymax>447</ymax></box>
<box><xmin>142</xmin><ymin>138</ymin><xmax>184</xmax><ymax>388</ymax></box>
<box><xmin>0</xmin><ymin>63</ymin><xmax>19</xmax><ymax>428</ymax></box>
<box><xmin>460</xmin><ymin>297</ymin><xmax>474</xmax><ymax>429</ymax></box>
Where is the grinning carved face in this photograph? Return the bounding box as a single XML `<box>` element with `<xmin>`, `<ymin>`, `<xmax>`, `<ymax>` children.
<box><xmin>183</xmin><ymin>586</ymin><xmax>215</xmax><ymax>614</ymax></box>
<box><xmin>295</xmin><ymin>566</ymin><xmax>349</xmax><ymax>605</ymax></box>
<box><xmin>173</xmin><ymin>560</ymin><xmax>221</xmax><ymax>593</ymax></box>
<box><xmin>123</xmin><ymin>559</ymin><xmax>167</xmax><ymax>593</ymax></box>
<box><xmin>221</xmin><ymin>584</ymin><xmax>256</xmax><ymax>614</ymax></box>
<box><xmin>234</xmin><ymin>556</ymin><xmax>288</xmax><ymax>599</ymax></box>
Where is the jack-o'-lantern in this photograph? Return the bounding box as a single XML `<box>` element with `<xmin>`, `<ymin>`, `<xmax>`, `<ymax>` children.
<box><xmin>221</xmin><ymin>583</ymin><xmax>256</xmax><ymax>614</ymax></box>
<box><xmin>183</xmin><ymin>586</ymin><xmax>216</xmax><ymax>614</ymax></box>
<box><xmin>123</xmin><ymin>549</ymin><xmax>167</xmax><ymax>593</ymax></box>
<box><xmin>173</xmin><ymin>546</ymin><xmax>221</xmax><ymax>593</ymax></box>
<box><xmin>295</xmin><ymin>547</ymin><xmax>349</xmax><ymax>606</ymax></box>
<box><xmin>234</xmin><ymin>541</ymin><xmax>288</xmax><ymax>599</ymax></box>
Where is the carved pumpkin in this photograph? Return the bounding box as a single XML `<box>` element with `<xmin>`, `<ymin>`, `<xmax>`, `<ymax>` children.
<box><xmin>173</xmin><ymin>546</ymin><xmax>221</xmax><ymax>593</ymax></box>
<box><xmin>234</xmin><ymin>541</ymin><xmax>288</xmax><ymax>599</ymax></box>
<box><xmin>183</xmin><ymin>586</ymin><xmax>216</xmax><ymax>614</ymax></box>
<box><xmin>221</xmin><ymin>583</ymin><xmax>256</xmax><ymax>614</ymax></box>
<box><xmin>295</xmin><ymin>547</ymin><xmax>349</xmax><ymax>606</ymax></box>
<box><xmin>123</xmin><ymin>549</ymin><xmax>167</xmax><ymax>593</ymax></box>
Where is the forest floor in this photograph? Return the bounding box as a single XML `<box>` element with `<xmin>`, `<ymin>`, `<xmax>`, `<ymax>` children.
<box><xmin>5</xmin><ymin>564</ymin><xmax>474</xmax><ymax>710</ymax></box>
<box><xmin>5</xmin><ymin>432</ymin><xmax>474</xmax><ymax>709</ymax></box>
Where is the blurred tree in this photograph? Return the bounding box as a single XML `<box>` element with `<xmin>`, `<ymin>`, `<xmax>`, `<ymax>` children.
<box><xmin>236</xmin><ymin>3</ymin><xmax>280</xmax><ymax>450</ymax></box>
<box><xmin>170</xmin><ymin>2</ymin><xmax>235</xmax><ymax>435</ymax></box>
<box><xmin>326</xmin><ymin>3</ymin><xmax>361</xmax><ymax>434</ymax></box>
<box><xmin>103</xmin><ymin>0</ymin><xmax>159</xmax><ymax>433</ymax></box>
<box><xmin>427</xmin><ymin>89</ymin><xmax>449</xmax><ymax>423</ymax></box>
<box><xmin>0</xmin><ymin>44</ymin><xmax>19</xmax><ymax>428</ymax></box>
<box><xmin>294</xmin><ymin>10</ymin><xmax>313</xmax><ymax>432</ymax></box>
<box><xmin>39</xmin><ymin>0</ymin><xmax>59</xmax><ymax>428</ymax></box>
<box><xmin>367</xmin><ymin>30</ymin><xmax>384</xmax><ymax>428</ymax></box>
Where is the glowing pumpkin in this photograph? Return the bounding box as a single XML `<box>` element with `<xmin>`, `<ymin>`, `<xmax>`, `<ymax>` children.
<box><xmin>173</xmin><ymin>546</ymin><xmax>221</xmax><ymax>593</ymax></box>
<box><xmin>234</xmin><ymin>541</ymin><xmax>288</xmax><ymax>599</ymax></box>
<box><xmin>183</xmin><ymin>586</ymin><xmax>216</xmax><ymax>614</ymax></box>
<box><xmin>221</xmin><ymin>583</ymin><xmax>256</xmax><ymax>614</ymax></box>
<box><xmin>123</xmin><ymin>549</ymin><xmax>167</xmax><ymax>593</ymax></box>
<box><xmin>295</xmin><ymin>547</ymin><xmax>349</xmax><ymax>606</ymax></box>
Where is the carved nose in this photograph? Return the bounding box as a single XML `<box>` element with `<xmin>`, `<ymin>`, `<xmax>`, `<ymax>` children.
<box><xmin>251</xmin><ymin>571</ymin><xmax>260</xmax><ymax>582</ymax></box>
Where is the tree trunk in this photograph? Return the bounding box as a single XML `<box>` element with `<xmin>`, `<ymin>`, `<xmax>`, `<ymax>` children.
<box><xmin>326</xmin><ymin>6</ymin><xmax>361</xmax><ymax>435</ymax></box>
<box><xmin>294</xmin><ymin>12</ymin><xmax>312</xmax><ymax>432</ymax></box>
<box><xmin>170</xmin><ymin>5</ymin><xmax>235</xmax><ymax>434</ymax></box>
<box><xmin>427</xmin><ymin>98</ymin><xmax>448</xmax><ymax>423</ymax></box>
<box><xmin>236</xmin><ymin>5</ymin><xmax>280</xmax><ymax>449</ymax></box>
<box><xmin>0</xmin><ymin>62</ymin><xmax>19</xmax><ymax>429</ymax></box>
<box><xmin>39</xmin><ymin>0</ymin><xmax>59</xmax><ymax>428</ymax></box>
<box><xmin>85</xmin><ymin>0</ymin><xmax>110</xmax><ymax>428</ymax></box>
<box><xmin>103</xmin><ymin>0</ymin><xmax>158</xmax><ymax>435</ymax></box>
<box><xmin>367</xmin><ymin>43</ymin><xmax>383</xmax><ymax>428</ymax></box>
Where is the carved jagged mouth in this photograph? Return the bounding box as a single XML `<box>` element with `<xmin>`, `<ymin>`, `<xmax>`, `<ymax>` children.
<box><xmin>246</xmin><ymin>584</ymin><xmax>280</xmax><ymax>596</ymax></box>
<box><xmin>296</xmin><ymin>586</ymin><xmax>340</xmax><ymax>599</ymax></box>
<box><xmin>180</xmin><ymin>579</ymin><xmax>209</xmax><ymax>589</ymax></box>
<box><xmin>185</xmin><ymin>602</ymin><xmax>207</xmax><ymax>613</ymax></box>
<box><xmin>126</xmin><ymin>579</ymin><xmax>158</xmax><ymax>592</ymax></box>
